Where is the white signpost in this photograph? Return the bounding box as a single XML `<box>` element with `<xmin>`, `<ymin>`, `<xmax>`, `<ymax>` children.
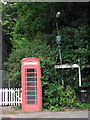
<box><xmin>55</xmin><ymin>64</ymin><xmax>81</xmax><ymax>87</ymax></box>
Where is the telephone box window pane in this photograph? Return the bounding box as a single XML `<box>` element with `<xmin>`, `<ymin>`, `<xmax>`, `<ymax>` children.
<box><xmin>27</xmin><ymin>69</ymin><xmax>37</xmax><ymax>72</ymax></box>
<box><xmin>36</xmin><ymin>96</ymin><xmax>37</xmax><ymax>100</ymax></box>
<box><xmin>27</xmin><ymin>87</ymin><xmax>35</xmax><ymax>90</ymax></box>
<box><xmin>27</xmin><ymin>92</ymin><xmax>35</xmax><ymax>95</ymax></box>
<box><xmin>27</xmin><ymin>73</ymin><xmax>37</xmax><ymax>77</ymax></box>
<box><xmin>27</xmin><ymin>69</ymin><xmax>34</xmax><ymax>72</ymax></box>
<box><xmin>27</xmin><ymin>78</ymin><xmax>35</xmax><ymax>81</ymax></box>
<box><xmin>27</xmin><ymin>101</ymin><xmax>35</xmax><ymax>104</ymax></box>
<box><xmin>27</xmin><ymin>82</ymin><xmax>35</xmax><ymax>86</ymax></box>
<box><xmin>27</xmin><ymin>73</ymin><xmax>35</xmax><ymax>77</ymax></box>
<box><xmin>27</xmin><ymin>96</ymin><xmax>35</xmax><ymax>99</ymax></box>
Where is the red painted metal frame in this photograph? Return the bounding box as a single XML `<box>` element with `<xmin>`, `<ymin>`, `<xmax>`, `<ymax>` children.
<box><xmin>21</xmin><ymin>57</ymin><xmax>42</xmax><ymax>112</ymax></box>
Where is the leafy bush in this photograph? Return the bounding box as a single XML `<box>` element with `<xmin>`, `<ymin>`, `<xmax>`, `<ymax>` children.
<box><xmin>79</xmin><ymin>103</ymin><xmax>90</xmax><ymax>109</ymax></box>
<box><xmin>64</xmin><ymin>85</ymin><xmax>80</xmax><ymax>109</ymax></box>
<box><xmin>3</xmin><ymin>35</ymin><xmax>30</xmax><ymax>87</ymax></box>
<box><xmin>4</xmin><ymin>28</ymin><xmax>89</xmax><ymax>109</ymax></box>
<box><xmin>43</xmin><ymin>85</ymin><xmax>80</xmax><ymax>110</ymax></box>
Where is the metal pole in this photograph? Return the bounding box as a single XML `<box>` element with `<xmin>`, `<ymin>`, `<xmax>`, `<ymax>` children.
<box><xmin>56</xmin><ymin>22</ymin><xmax>59</xmax><ymax>35</ymax></box>
<box><xmin>58</xmin><ymin>45</ymin><xmax>64</xmax><ymax>87</ymax></box>
<box><xmin>79</xmin><ymin>66</ymin><xmax>81</xmax><ymax>87</ymax></box>
<box><xmin>56</xmin><ymin>12</ymin><xmax>64</xmax><ymax>87</ymax></box>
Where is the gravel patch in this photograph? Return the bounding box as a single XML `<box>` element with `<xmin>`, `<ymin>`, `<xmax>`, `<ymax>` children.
<box><xmin>0</xmin><ymin>106</ymin><xmax>20</xmax><ymax>115</ymax></box>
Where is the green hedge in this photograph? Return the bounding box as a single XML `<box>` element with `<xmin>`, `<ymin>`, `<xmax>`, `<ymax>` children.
<box><xmin>4</xmin><ymin>27</ymin><xmax>89</xmax><ymax>109</ymax></box>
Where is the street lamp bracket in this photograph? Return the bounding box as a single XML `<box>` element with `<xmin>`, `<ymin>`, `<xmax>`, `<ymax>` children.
<box><xmin>56</xmin><ymin>35</ymin><xmax>61</xmax><ymax>45</ymax></box>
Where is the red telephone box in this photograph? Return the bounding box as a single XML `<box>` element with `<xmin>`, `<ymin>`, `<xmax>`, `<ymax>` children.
<box><xmin>21</xmin><ymin>57</ymin><xmax>42</xmax><ymax>112</ymax></box>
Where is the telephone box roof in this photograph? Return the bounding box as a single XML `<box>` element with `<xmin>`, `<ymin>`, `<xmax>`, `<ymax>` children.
<box><xmin>21</xmin><ymin>57</ymin><xmax>40</xmax><ymax>62</ymax></box>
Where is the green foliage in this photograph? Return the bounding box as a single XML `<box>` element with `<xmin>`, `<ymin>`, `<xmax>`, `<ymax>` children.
<box><xmin>2</xmin><ymin>2</ymin><xmax>18</xmax><ymax>59</ymax></box>
<box><xmin>3</xmin><ymin>35</ymin><xmax>30</xmax><ymax>87</ymax></box>
<box><xmin>59</xmin><ymin>26</ymin><xmax>89</xmax><ymax>89</ymax></box>
<box><xmin>13</xmin><ymin>3</ymin><xmax>89</xmax><ymax>40</ymax></box>
<box><xmin>79</xmin><ymin>103</ymin><xmax>90</xmax><ymax>109</ymax></box>
<box><xmin>43</xmin><ymin>85</ymin><xmax>79</xmax><ymax>110</ymax></box>
<box><xmin>15</xmin><ymin>104</ymin><xmax>22</xmax><ymax>111</ymax></box>
<box><xmin>4</xmin><ymin>32</ymin><xmax>81</xmax><ymax>110</ymax></box>
<box><xmin>3</xmin><ymin>28</ymin><xmax>89</xmax><ymax>109</ymax></box>
<box><xmin>65</xmin><ymin>85</ymin><xmax>79</xmax><ymax>108</ymax></box>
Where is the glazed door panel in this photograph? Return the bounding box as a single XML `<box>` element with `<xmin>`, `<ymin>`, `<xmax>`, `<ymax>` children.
<box><xmin>25</xmin><ymin>68</ymin><xmax>37</xmax><ymax>105</ymax></box>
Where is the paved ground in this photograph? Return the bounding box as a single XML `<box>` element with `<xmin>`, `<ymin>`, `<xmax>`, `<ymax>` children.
<box><xmin>0</xmin><ymin>106</ymin><xmax>89</xmax><ymax>119</ymax></box>
<box><xmin>0</xmin><ymin>106</ymin><xmax>16</xmax><ymax>115</ymax></box>
<box><xmin>0</xmin><ymin>110</ymin><xmax>89</xmax><ymax>119</ymax></box>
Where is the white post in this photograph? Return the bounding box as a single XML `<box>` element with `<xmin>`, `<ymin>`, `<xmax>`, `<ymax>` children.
<box><xmin>12</xmin><ymin>88</ymin><xmax>15</xmax><ymax>105</ymax></box>
<box><xmin>0</xmin><ymin>88</ymin><xmax>2</xmax><ymax>105</ymax></box>
<box><xmin>21</xmin><ymin>88</ymin><xmax>22</xmax><ymax>104</ymax></box>
<box><xmin>16</xmin><ymin>88</ymin><xmax>18</xmax><ymax>105</ymax></box>
<box><xmin>11</xmin><ymin>88</ymin><xmax>13</xmax><ymax>105</ymax></box>
<box><xmin>5</xmin><ymin>88</ymin><xmax>8</xmax><ymax>105</ymax></box>
<box><xmin>79</xmin><ymin>66</ymin><xmax>81</xmax><ymax>87</ymax></box>
<box><xmin>9</xmin><ymin>88</ymin><xmax>11</xmax><ymax>105</ymax></box>
<box><xmin>13</xmin><ymin>89</ymin><xmax>15</xmax><ymax>106</ymax></box>
<box><xmin>3</xmin><ymin>88</ymin><xmax>4</xmax><ymax>106</ymax></box>
<box><xmin>18</xmin><ymin>88</ymin><xmax>19</xmax><ymax>105</ymax></box>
